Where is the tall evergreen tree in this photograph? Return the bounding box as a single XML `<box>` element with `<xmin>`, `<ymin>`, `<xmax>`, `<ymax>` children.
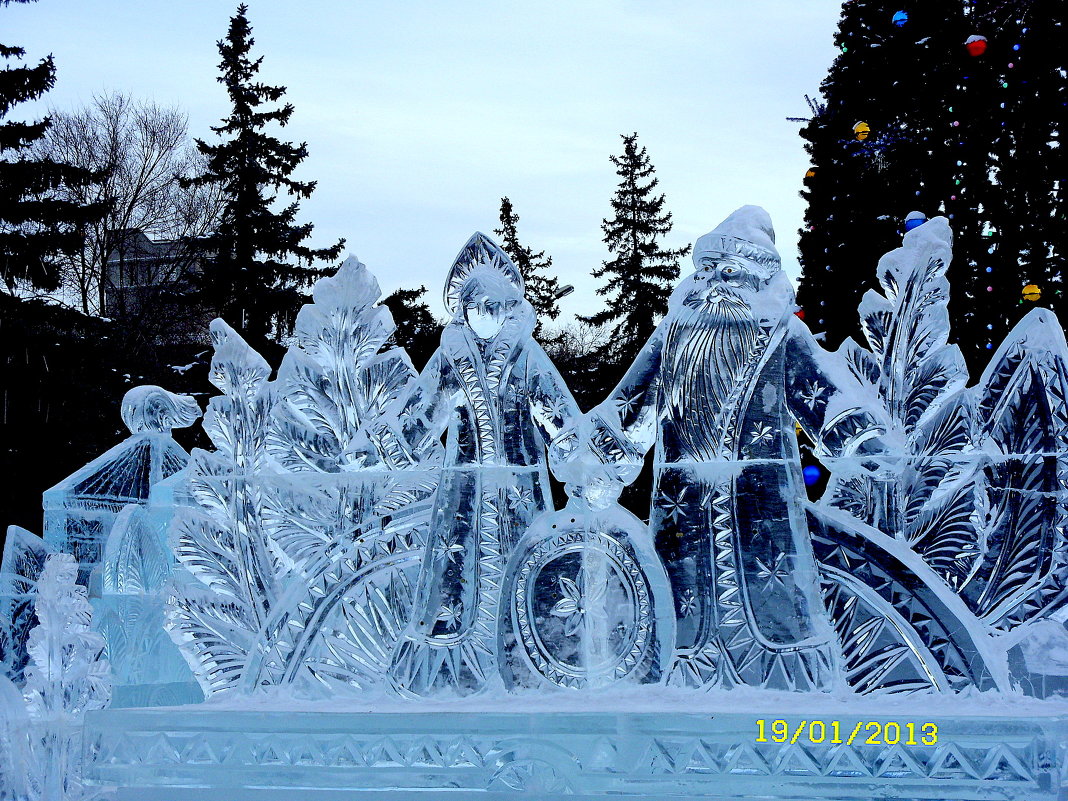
<box><xmin>798</xmin><ymin>0</ymin><xmax>1066</xmax><ymax>370</ymax></box>
<box><xmin>580</xmin><ymin>133</ymin><xmax>690</xmax><ymax>366</ymax></box>
<box><xmin>948</xmin><ymin>0</ymin><xmax>1067</xmax><ymax>363</ymax></box>
<box><xmin>0</xmin><ymin>0</ymin><xmax>104</xmax><ymax>294</ymax></box>
<box><xmin>493</xmin><ymin>197</ymin><xmax>561</xmax><ymax>329</ymax></box>
<box><xmin>382</xmin><ymin>285</ymin><xmax>439</xmax><ymax>371</ymax></box>
<box><xmin>796</xmin><ymin>0</ymin><xmax>966</xmax><ymax>353</ymax></box>
<box><xmin>188</xmin><ymin>4</ymin><xmax>343</xmax><ymax>348</ymax></box>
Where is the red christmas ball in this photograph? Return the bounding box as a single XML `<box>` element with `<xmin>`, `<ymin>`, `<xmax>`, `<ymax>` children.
<box><xmin>795</xmin><ymin>309</ymin><xmax>806</xmax><ymax>320</ymax></box>
<box><xmin>965</xmin><ymin>35</ymin><xmax>988</xmax><ymax>57</ymax></box>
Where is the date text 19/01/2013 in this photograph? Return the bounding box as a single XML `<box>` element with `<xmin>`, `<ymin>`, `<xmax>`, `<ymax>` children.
<box><xmin>755</xmin><ymin>720</ymin><xmax>938</xmax><ymax>747</ymax></box>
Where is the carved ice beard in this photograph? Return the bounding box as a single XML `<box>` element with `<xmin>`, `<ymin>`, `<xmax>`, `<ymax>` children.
<box><xmin>663</xmin><ymin>288</ymin><xmax>763</xmax><ymax>460</ymax></box>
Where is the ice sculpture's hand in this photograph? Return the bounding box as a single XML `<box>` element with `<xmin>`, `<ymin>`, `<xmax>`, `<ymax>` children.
<box><xmin>567</xmin><ymin>476</ymin><xmax>624</xmax><ymax>512</ymax></box>
<box><xmin>563</xmin><ymin>458</ymin><xmax>624</xmax><ymax>511</ymax></box>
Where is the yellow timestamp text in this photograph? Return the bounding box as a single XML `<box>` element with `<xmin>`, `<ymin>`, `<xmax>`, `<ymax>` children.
<box><xmin>755</xmin><ymin>719</ymin><xmax>938</xmax><ymax>747</ymax></box>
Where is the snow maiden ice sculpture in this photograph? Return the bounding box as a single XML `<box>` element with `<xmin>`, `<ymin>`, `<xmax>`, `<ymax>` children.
<box><xmin>381</xmin><ymin>237</ymin><xmax>585</xmax><ymax>697</ymax></box>
<box><xmin>4</xmin><ymin>209</ymin><xmax>1068</xmax><ymax>800</ymax></box>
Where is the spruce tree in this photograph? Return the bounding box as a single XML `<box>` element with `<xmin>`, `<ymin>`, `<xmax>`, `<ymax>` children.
<box><xmin>948</xmin><ymin>0</ymin><xmax>1067</xmax><ymax>364</ymax></box>
<box><xmin>0</xmin><ymin>0</ymin><xmax>104</xmax><ymax>294</ymax></box>
<box><xmin>796</xmin><ymin>0</ymin><xmax>966</xmax><ymax>352</ymax></box>
<box><xmin>188</xmin><ymin>4</ymin><xmax>343</xmax><ymax>348</ymax></box>
<box><xmin>798</xmin><ymin>0</ymin><xmax>1066</xmax><ymax>370</ymax></box>
<box><xmin>382</xmin><ymin>285</ymin><xmax>438</xmax><ymax>371</ymax></box>
<box><xmin>581</xmin><ymin>133</ymin><xmax>690</xmax><ymax>366</ymax></box>
<box><xmin>493</xmin><ymin>197</ymin><xmax>561</xmax><ymax>329</ymax></box>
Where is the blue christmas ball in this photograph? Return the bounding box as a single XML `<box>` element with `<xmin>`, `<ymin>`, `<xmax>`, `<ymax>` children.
<box><xmin>904</xmin><ymin>211</ymin><xmax>927</xmax><ymax>232</ymax></box>
<box><xmin>803</xmin><ymin>465</ymin><xmax>823</xmax><ymax>486</ymax></box>
<box><xmin>892</xmin><ymin>10</ymin><xmax>908</xmax><ymax>26</ymax></box>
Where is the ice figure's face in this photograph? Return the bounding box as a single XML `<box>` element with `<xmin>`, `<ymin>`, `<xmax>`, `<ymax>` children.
<box><xmin>680</xmin><ymin>253</ymin><xmax>761</xmax><ymax>322</ymax></box>
<box><xmin>464</xmin><ymin>294</ymin><xmax>517</xmax><ymax>340</ymax></box>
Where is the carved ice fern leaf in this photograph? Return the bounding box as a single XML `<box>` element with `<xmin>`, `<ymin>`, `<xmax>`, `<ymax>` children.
<box><xmin>268</xmin><ymin>256</ymin><xmax>419</xmax><ymax>472</ymax></box>
<box><xmin>828</xmin><ymin>219</ymin><xmax>980</xmax><ymax>588</ymax></box>
<box><xmin>23</xmin><ymin>554</ymin><xmax>111</xmax><ymax>721</ymax></box>
<box><xmin>260</xmin><ymin>482</ymin><xmax>363</xmax><ymax>576</ymax></box>
<box><xmin>20</xmin><ymin>554</ymin><xmax>110</xmax><ymax>801</ymax></box>
<box><xmin>0</xmin><ymin>527</ymin><xmax>53</xmax><ymax>685</ymax></box>
<box><xmin>962</xmin><ymin>310</ymin><xmax>1068</xmax><ymax>629</ymax></box>
<box><xmin>166</xmin><ymin>574</ymin><xmax>257</xmax><ymax>695</ymax></box>
<box><xmin>101</xmin><ymin>505</ymin><xmax>171</xmax><ymax>595</ymax></box>
<box><xmin>165</xmin><ymin>320</ymin><xmax>278</xmax><ymax>694</ymax></box>
<box><xmin>865</xmin><ymin>217</ymin><xmax>968</xmax><ymax>440</ymax></box>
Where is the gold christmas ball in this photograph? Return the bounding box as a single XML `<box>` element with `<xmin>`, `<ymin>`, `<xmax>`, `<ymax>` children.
<box><xmin>853</xmin><ymin>121</ymin><xmax>871</xmax><ymax>141</ymax></box>
<box><xmin>1022</xmin><ymin>284</ymin><xmax>1042</xmax><ymax>302</ymax></box>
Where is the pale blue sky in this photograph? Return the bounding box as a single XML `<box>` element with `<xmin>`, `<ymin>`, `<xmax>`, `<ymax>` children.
<box><xmin>8</xmin><ymin>0</ymin><xmax>843</xmax><ymax>320</ymax></box>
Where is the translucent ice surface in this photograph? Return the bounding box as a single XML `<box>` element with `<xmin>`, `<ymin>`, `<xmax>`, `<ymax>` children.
<box><xmin>5</xmin><ymin>209</ymin><xmax>1068</xmax><ymax>800</ymax></box>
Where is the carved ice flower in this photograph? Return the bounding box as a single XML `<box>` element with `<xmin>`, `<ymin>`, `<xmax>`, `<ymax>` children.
<box><xmin>550</xmin><ymin>572</ymin><xmax>609</xmax><ymax>637</ymax></box>
<box><xmin>679</xmin><ymin>590</ymin><xmax>698</xmax><ymax>618</ymax></box>
<box><xmin>615</xmin><ymin>392</ymin><xmax>644</xmax><ymax>417</ymax></box>
<box><xmin>436</xmin><ymin>538</ymin><xmax>465</xmax><ymax>563</ymax></box>
<box><xmin>748</xmin><ymin>424</ymin><xmax>775</xmax><ymax>447</ymax></box>
<box><xmin>658</xmin><ymin>488</ymin><xmax>689</xmax><ymax>522</ymax></box>
<box><xmin>508</xmin><ymin>486</ymin><xmax>535</xmax><ymax>514</ymax></box>
<box><xmin>800</xmin><ymin>380</ymin><xmax>828</xmax><ymax>410</ymax></box>
<box><xmin>436</xmin><ymin>603</ymin><xmax>462</xmax><ymax>629</ymax></box>
<box><xmin>754</xmin><ymin>553</ymin><xmax>792</xmax><ymax>589</ymax></box>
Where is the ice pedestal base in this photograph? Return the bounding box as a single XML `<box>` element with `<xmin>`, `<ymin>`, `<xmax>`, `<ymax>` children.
<box><xmin>84</xmin><ymin>704</ymin><xmax>1068</xmax><ymax>800</ymax></box>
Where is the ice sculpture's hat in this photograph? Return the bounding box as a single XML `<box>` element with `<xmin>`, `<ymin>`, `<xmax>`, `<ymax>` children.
<box><xmin>443</xmin><ymin>232</ymin><xmax>524</xmax><ymax>314</ymax></box>
<box><xmin>693</xmin><ymin>205</ymin><xmax>781</xmax><ymax>277</ymax></box>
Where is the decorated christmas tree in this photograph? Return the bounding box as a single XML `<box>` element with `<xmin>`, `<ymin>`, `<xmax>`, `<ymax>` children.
<box><xmin>797</xmin><ymin>0</ymin><xmax>1066</xmax><ymax>369</ymax></box>
<box><xmin>796</xmin><ymin>0</ymin><xmax>966</xmax><ymax>350</ymax></box>
<box><xmin>948</xmin><ymin>0</ymin><xmax>1067</xmax><ymax>363</ymax></box>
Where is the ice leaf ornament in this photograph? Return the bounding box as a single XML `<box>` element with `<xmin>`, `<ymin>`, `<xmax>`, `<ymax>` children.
<box><xmin>0</xmin><ymin>527</ymin><xmax>53</xmax><ymax>684</ymax></box>
<box><xmin>167</xmin><ymin>258</ymin><xmax>436</xmax><ymax>698</ymax></box>
<box><xmin>829</xmin><ymin>218</ymin><xmax>980</xmax><ymax>586</ymax></box>
<box><xmin>960</xmin><ymin>309</ymin><xmax>1068</xmax><ymax>630</ymax></box>
<box><xmin>166</xmin><ymin>320</ymin><xmax>278</xmax><ymax>695</ymax></box>
<box><xmin>101</xmin><ymin>504</ymin><xmax>171</xmax><ymax>595</ymax></box>
<box><xmin>858</xmin><ymin>217</ymin><xmax>969</xmax><ymax>439</ymax></box>
<box><xmin>22</xmin><ymin>554</ymin><xmax>111</xmax><ymax>719</ymax></box>
<box><xmin>268</xmin><ymin>255</ymin><xmax>419</xmax><ymax>473</ymax></box>
<box><xmin>21</xmin><ymin>554</ymin><xmax>110</xmax><ymax>801</ymax></box>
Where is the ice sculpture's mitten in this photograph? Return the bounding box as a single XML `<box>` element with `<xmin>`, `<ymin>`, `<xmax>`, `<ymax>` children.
<box><xmin>498</xmin><ymin>496</ymin><xmax>675</xmax><ymax>691</ymax></box>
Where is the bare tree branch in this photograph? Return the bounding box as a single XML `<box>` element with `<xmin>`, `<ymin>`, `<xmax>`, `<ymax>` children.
<box><xmin>31</xmin><ymin>92</ymin><xmax>222</xmax><ymax>318</ymax></box>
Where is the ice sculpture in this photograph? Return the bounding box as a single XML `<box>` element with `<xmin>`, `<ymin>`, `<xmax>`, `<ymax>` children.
<box><xmin>0</xmin><ymin>672</ymin><xmax>29</xmax><ymax>800</ymax></box>
<box><xmin>20</xmin><ymin>554</ymin><xmax>110</xmax><ymax>801</ymax></box>
<box><xmin>150</xmin><ymin>219</ymin><xmax>1066</xmax><ymax>702</ymax></box>
<box><xmin>555</xmin><ymin>207</ymin><xmax>892</xmax><ymax>691</ymax></box>
<box><xmin>166</xmin><ymin>256</ymin><xmax>436</xmax><ymax>696</ymax></box>
<box><xmin>94</xmin><ymin>503</ymin><xmax>201</xmax><ymax>707</ymax></box>
<box><xmin>0</xmin><ymin>527</ymin><xmax>52</xmax><ymax>685</ymax></box>
<box><xmin>384</xmin><ymin>234</ymin><xmax>586</xmax><ymax>697</ymax></box>
<box><xmin>500</xmin><ymin>487</ymin><xmax>676</xmax><ymax>690</ymax></box>
<box><xmin>43</xmin><ymin>385</ymin><xmax>198</xmax><ymax>586</ymax></box>
<box><xmin>5</xmin><ymin>208</ymin><xmax>1068</xmax><ymax>799</ymax></box>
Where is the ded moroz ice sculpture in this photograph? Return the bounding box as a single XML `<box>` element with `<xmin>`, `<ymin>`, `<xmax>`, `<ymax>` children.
<box><xmin>556</xmin><ymin>206</ymin><xmax>892</xmax><ymax>691</ymax></box>
<box><xmin>4</xmin><ymin>206</ymin><xmax>1068</xmax><ymax>800</ymax></box>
